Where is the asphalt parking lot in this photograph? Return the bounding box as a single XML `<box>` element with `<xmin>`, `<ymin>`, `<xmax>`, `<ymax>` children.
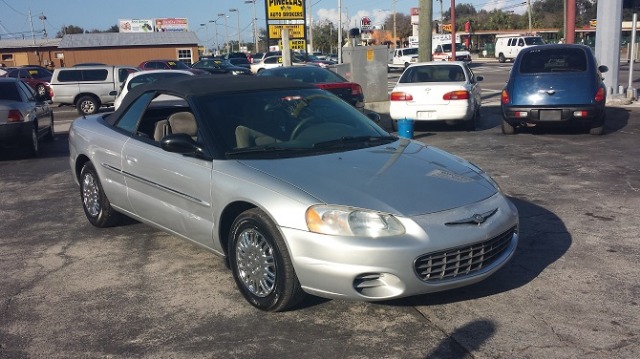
<box><xmin>1</xmin><ymin>99</ymin><xmax>639</xmax><ymax>358</ymax></box>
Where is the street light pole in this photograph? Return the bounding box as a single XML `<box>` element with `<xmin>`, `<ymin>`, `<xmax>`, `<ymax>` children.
<box><xmin>245</xmin><ymin>0</ymin><xmax>258</xmax><ymax>53</ymax></box>
<box><xmin>218</xmin><ymin>13</ymin><xmax>229</xmax><ymax>54</ymax></box>
<box><xmin>210</xmin><ymin>20</ymin><xmax>219</xmax><ymax>56</ymax></box>
<box><xmin>229</xmin><ymin>8</ymin><xmax>241</xmax><ymax>52</ymax></box>
<box><xmin>199</xmin><ymin>23</ymin><xmax>211</xmax><ymax>55</ymax></box>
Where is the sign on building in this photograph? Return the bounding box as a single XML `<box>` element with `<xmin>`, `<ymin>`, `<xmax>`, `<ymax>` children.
<box><xmin>118</xmin><ymin>19</ymin><xmax>154</xmax><ymax>33</ymax></box>
<box><xmin>155</xmin><ymin>18</ymin><xmax>189</xmax><ymax>32</ymax></box>
<box><xmin>266</xmin><ymin>0</ymin><xmax>305</xmax><ymax>21</ymax></box>
<box><xmin>268</xmin><ymin>24</ymin><xmax>305</xmax><ymax>38</ymax></box>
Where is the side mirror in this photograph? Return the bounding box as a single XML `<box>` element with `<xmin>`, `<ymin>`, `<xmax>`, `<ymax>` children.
<box><xmin>160</xmin><ymin>133</ymin><xmax>209</xmax><ymax>159</ymax></box>
<box><xmin>476</xmin><ymin>75</ymin><xmax>484</xmax><ymax>82</ymax></box>
<box><xmin>598</xmin><ymin>65</ymin><xmax>608</xmax><ymax>73</ymax></box>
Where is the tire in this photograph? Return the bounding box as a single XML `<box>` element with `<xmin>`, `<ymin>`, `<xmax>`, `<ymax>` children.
<box><xmin>466</xmin><ymin>110</ymin><xmax>478</xmax><ymax>132</ymax></box>
<box><xmin>79</xmin><ymin>162</ymin><xmax>122</xmax><ymax>227</ymax></box>
<box><xmin>498</xmin><ymin>53</ymin><xmax>506</xmax><ymax>63</ymax></box>
<box><xmin>44</xmin><ymin>113</ymin><xmax>55</xmax><ymax>141</ymax></box>
<box><xmin>501</xmin><ymin>118</ymin><xmax>516</xmax><ymax>134</ymax></box>
<box><xmin>25</xmin><ymin>126</ymin><xmax>39</xmax><ymax>157</ymax></box>
<box><xmin>228</xmin><ymin>208</ymin><xmax>305</xmax><ymax>312</ymax></box>
<box><xmin>391</xmin><ymin>119</ymin><xmax>398</xmax><ymax>132</ymax></box>
<box><xmin>589</xmin><ymin>123</ymin><xmax>604</xmax><ymax>135</ymax></box>
<box><xmin>36</xmin><ymin>84</ymin><xmax>47</xmax><ymax>97</ymax></box>
<box><xmin>77</xmin><ymin>95</ymin><xmax>100</xmax><ymax>115</ymax></box>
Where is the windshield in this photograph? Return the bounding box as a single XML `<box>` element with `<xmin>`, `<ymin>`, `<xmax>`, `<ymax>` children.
<box><xmin>525</xmin><ymin>37</ymin><xmax>545</xmax><ymax>45</ymax></box>
<box><xmin>441</xmin><ymin>43</ymin><xmax>467</xmax><ymax>52</ymax></box>
<box><xmin>168</xmin><ymin>61</ymin><xmax>191</xmax><ymax>70</ymax></box>
<box><xmin>194</xmin><ymin>88</ymin><xmax>392</xmax><ymax>158</ymax></box>
<box><xmin>403</xmin><ymin>48</ymin><xmax>419</xmax><ymax>55</ymax></box>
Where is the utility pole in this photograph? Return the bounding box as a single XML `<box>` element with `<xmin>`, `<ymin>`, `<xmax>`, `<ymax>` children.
<box><xmin>418</xmin><ymin>0</ymin><xmax>433</xmax><ymax>62</ymax></box>
<box><xmin>338</xmin><ymin>0</ymin><xmax>342</xmax><ymax>63</ymax></box>
<box><xmin>393</xmin><ymin>0</ymin><xmax>397</xmax><ymax>47</ymax></box>
<box><xmin>451</xmin><ymin>0</ymin><xmax>456</xmax><ymax>61</ymax></box>
<box><xmin>527</xmin><ymin>0</ymin><xmax>532</xmax><ymax>33</ymax></box>
<box><xmin>28</xmin><ymin>10</ymin><xmax>36</xmax><ymax>45</ymax></box>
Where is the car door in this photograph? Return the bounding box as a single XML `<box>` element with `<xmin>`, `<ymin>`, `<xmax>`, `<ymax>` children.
<box><xmin>464</xmin><ymin>65</ymin><xmax>482</xmax><ymax>109</ymax></box>
<box><xmin>119</xmin><ymin>95</ymin><xmax>215</xmax><ymax>247</ymax></box>
<box><xmin>16</xmin><ymin>80</ymin><xmax>49</xmax><ymax>134</ymax></box>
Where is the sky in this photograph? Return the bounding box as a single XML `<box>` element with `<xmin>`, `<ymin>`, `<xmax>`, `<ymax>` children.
<box><xmin>1</xmin><ymin>0</ymin><xmax>524</xmax><ymax>44</ymax></box>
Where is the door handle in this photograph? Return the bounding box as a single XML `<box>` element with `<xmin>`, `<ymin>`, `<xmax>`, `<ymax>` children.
<box><xmin>125</xmin><ymin>155</ymin><xmax>138</xmax><ymax>165</ymax></box>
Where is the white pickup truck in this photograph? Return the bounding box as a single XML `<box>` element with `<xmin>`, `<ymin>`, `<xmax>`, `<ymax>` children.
<box><xmin>388</xmin><ymin>47</ymin><xmax>419</xmax><ymax>71</ymax></box>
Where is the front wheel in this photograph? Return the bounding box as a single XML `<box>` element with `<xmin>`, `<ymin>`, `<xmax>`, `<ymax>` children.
<box><xmin>80</xmin><ymin>162</ymin><xmax>122</xmax><ymax>227</ymax></box>
<box><xmin>228</xmin><ymin>208</ymin><xmax>305</xmax><ymax>311</ymax></box>
<box><xmin>25</xmin><ymin>126</ymin><xmax>39</xmax><ymax>157</ymax></box>
<box><xmin>498</xmin><ymin>53</ymin><xmax>506</xmax><ymax>63</ymax></box>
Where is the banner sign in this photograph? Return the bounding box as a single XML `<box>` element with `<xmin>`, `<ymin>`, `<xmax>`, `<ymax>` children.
<box><xmin>267</xmin><ymin>0</ymin><xmax>305</xmax><ymax>21</ymax></box>
<box><xmin>118</xmin><ymin>19</ymin><xmax>154</xmax><ymax>33</ymax></box>
<box><xmin>268</xmin><ymin>24</ymin><xmax>305</xmax><ymax>39</ymax></box>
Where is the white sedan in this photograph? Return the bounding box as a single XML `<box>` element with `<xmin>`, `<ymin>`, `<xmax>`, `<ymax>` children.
<box><xmin>389</xmin><ymin>61</ymin><xmax>483</xmax><ymax>131</ymax></box>
<box><xmin>249</xmin><ymin>55</ymin><xmax>307</xmax><ymax>74</ymax></box>
<box><xmin>113</xmin><ymin>69</ymin><xmax>194</xmax><ymax>110</ymax></box>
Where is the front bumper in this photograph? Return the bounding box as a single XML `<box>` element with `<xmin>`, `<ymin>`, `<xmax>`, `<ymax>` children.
<box><xmin>282</xmin><ymin>193</ymin><xmax>519</xmax><ymax>301</ymax></box>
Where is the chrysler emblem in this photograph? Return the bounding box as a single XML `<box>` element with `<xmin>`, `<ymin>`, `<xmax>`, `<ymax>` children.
<box><xmin>445</xmin><ymin>208</ymin><xmax>498</xmax><ymax>226</ymax></box>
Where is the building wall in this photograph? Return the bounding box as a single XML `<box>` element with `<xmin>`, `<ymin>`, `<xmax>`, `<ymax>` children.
<box><xmin>1</xmin><ymin>44</ymin><xmax>200</xmax><ymax>69</ymax></box>
<box><xmin>59</xmin><ymin>45</ymin><xmax>200</xmax><ymax>67</ymax></box>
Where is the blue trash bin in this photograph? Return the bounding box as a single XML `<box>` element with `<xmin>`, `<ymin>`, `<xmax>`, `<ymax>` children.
<box><xmin>397</xmin><ymin>119</ymin><xmax>414</xmax><ymax>139</ymax></box>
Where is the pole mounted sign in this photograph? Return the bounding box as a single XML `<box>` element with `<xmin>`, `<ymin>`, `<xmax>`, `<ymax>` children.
<box><xmin>265</xmin><ymin>0</ymin><xmax>307</xmax><ymax>50</ymax></box>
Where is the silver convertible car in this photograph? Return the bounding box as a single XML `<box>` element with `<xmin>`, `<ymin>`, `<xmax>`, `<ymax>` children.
<box><xmin>69</xmin><ymin>76</ymin><xmax>519</xmax><ymax>311</ymax></box>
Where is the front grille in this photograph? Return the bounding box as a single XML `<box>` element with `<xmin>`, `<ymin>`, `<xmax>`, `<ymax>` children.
<box><xmin>414</xmin><ymin>226</ymin><xmax>516</xmax><ymax>282</ymax></box>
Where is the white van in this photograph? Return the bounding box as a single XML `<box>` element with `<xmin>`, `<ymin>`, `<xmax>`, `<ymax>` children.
<box><xmin>494</xmin><ymin>35</ymin><xmax>545</xmax><ymax>63</ymax></box>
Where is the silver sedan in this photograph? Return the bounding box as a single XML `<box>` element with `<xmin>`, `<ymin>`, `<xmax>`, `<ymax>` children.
<box><xmin>68</xmin><ymin>76</ymin><xmax>519</xmax><ymax>311</ymax></box>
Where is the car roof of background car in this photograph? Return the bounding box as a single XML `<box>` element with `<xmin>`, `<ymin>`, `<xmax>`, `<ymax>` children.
<box><xmin>109</xmin><ymin>76</ymin><xmax>316</xmax><ymax>123</ymax></box>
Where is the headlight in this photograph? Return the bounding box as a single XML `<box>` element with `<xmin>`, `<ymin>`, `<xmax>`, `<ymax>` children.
<box><xmin>306</xmin><ymin>205</ymin><xmax>405</xmax><ymax>237</ymax></box>
<box><xmin>231</xmin><ymin>70</ymin><xmax>243</xmax><ymax>75</ymax></box>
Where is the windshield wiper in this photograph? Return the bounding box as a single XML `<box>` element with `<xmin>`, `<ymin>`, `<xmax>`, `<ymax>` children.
<box><xmin>312</xmin><ymin>135</ymin><xmax>397</xmax><ymax>149</ymax></box>
<box><xmin>226</xmin><ymin>145</ymin><xmax>309</xmax><ymax>157</ymax></box>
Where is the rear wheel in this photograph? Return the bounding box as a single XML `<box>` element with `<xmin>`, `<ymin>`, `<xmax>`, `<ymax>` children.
<box><xmin>501</xmin><ymin>119</ymin><xmax>516</xmax><ymax>134</ymax></box>
<box><xmin>77</xmin><ymin>95</ymin><xmax>100</xmax><ymax>115</ymax></box>
<box><xmin>498</xmin><ymin>53</ymin><xmax>506</xmax><ymax>63</ymax></box>
<box><xmin>228</xmin><ymin>208</ymin><xmax>305</xmax><ymax>312</ymax></box>
<box><xmin>36</xmin><ymin>84</ymin><xmax>47</xmax><ymax>97</ymax></box>
<box><xmin>44</xmin><ymin>113</ymin><xmax>55</xmax><ymax>141</ymax></box>
<box><xmin>589</xmin><ymin>123</ymin><xmax>604</xmax><ymax>135</ymax></box>
<box><xmin>80</xmin><ymin>162</ymin><xmax>122</xmax><ymax>227</ymax></box>
<box><xmin>25</xmin><ymin>126</ymin><xmax>39</xmax><ymax>157</ymax></box>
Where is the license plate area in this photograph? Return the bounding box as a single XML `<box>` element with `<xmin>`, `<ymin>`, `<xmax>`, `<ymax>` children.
<box><xmin>417</xmin><ymin>111</ymin><xmax>435</xmax><ymax>119</ymax></box>
<box><xmin>539</xmin><ymin>110</ymin><xmax>562</xmax><ymax>121</ymax></box>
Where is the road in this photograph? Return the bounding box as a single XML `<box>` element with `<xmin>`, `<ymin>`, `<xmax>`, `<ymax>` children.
<box><xmin>1</xmin><ymin>62</ymin><xmax>639</xmax><ymax>358</ymax></box>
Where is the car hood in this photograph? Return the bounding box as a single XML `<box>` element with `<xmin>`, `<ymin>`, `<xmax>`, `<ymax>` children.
<box><xmin>508</xmin><ymin>72</ymin><xmax>597</xmax><ymax>106</ymax></box>
<box><xmin>239</xmin><ymin>140</ymin><xmax>498</xmax><ymax>217</ymax></box>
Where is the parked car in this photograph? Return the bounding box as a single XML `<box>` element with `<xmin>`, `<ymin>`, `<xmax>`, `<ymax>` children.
<box><xmin>294</xmin><ymin>53</ymin><xmax>336</xmax><ymax>68</ymax></box>
<box><xmin>225</xmin><ymin>57</ymin><xmax>251</xmax><ymax>69</ymax></box>
<box><xmin>2</xmin><ymin>66</ymin><xmax>53</xmax><ymax>98</ymax></box>
<box><xmin>49</xmin><ymin>65</ymin><xmax>139</xmax><ymax>115</ymax></box>
<box><xmin>0</xmin><ymin>77</ymin><xmax>54</xmax><ymax>156</ymax></box>
<box><xmin>138</xmin><ymin>60</ymin><xmax>208</xmax><ymax>75</ymax></box>
<box><xmin>249</xmin><ymin>55</ymin><xmax>306</xmax><ymax>74</ymax></box>
<box><xmin>389</xmin><ymin>61</ymin><xmax>483</xmax><ymax>131</ymax></box>
<box><xmin>113</xmin><ymin>69</ymin><xmax>194</xmax><ymax>110</ymax></box>
<box><xmin>257</xmin><ymin>66</ymin><xmax>364</xmax><ymax>111</ymax></box>
<box><xmin>249</xmin><ymin>52</ymin><xmax>264</xmax><ymax>63</ymax></box>
<box><xmin>191</xmin><ymin>59</ymin><xmax>252</xmax><ymax>75</ymax></box>
<box><xmin>68</xmin><ymin>76</ymin><xmax>519</xmax><ymax>312</ymax></box>
<box><xmin>501</xmin><ymin>44</ymin><xmax>608</xmax><ymax>135</ymax></box>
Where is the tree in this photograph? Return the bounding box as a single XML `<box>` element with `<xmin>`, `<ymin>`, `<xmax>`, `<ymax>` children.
<box><xmin>56</xmin><ymin>25</ymin><xmax>84</xmax><ymax>38</ymax></box>
<box><xmin>383</xmin><ymin>13</ymin><xmax>412</xmax><ymax>45</ymax></box>
<box><xmin>311</xmin><ymin>20</ymin><xmax>339</xmax><ymax>54</ymax></box>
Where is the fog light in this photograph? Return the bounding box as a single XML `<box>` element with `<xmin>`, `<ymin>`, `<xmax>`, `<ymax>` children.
<box><xmin>573</xmin><ymin>110</ymin><xmax>588</xmax><ymax>117</ymax></box>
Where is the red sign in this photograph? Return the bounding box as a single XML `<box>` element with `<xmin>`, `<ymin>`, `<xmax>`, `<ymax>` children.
<box><xmin>410</xmin><ymin>8</ymin><xmax>419</xmax><ymax>16</ymax></box>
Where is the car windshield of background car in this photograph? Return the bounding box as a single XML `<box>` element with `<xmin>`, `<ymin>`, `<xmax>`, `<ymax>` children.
<box><xmin>169</xmin><ymin>61</ymin><xmax>191</xmax><ymax>70</ymax></box>
<box><xmin>194</xmin><ymin>89</ymin><xmax>390</xmax><ymax>158</ymax></box>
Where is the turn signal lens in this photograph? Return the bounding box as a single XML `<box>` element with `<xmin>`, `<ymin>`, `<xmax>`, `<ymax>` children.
<box><xmin>594</xmin><ymin>88</ymin><xmax>605</xmax><ymax>102</ymax></box>
<box><xmin>390</xmin><ymin>92</ymin><xmax>413</xmax><ymax>101</ymax></box>
<box><xmin>443</xmin><ymin>90</ymin><xmax>470</xmax><ymax>100</ymax></box>
<box><xmin>501</xmin><ymin>89</ymin><xmax>510</xmax><ymax>104</ymax></box>
<box><xmin>7</xmin><ymin>110</ymin><xmax>24</xmax><ymax>122</ymax></box>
